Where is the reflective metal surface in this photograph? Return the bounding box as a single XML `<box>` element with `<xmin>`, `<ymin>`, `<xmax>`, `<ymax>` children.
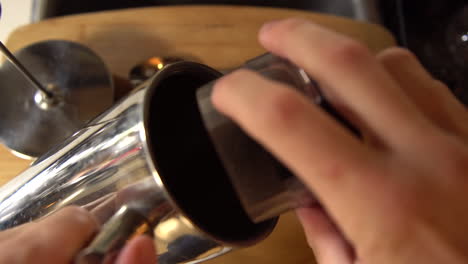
<box><xmin>0</xmin><ymin>61</ymin><xmax>276</xmax><ymax>263</ymax></box>
<box><xmin>0</xmin><ymin>41</ymin><xmax>53</xmax><ymax>98</ymax></box>
<box><xmin>0</xmin><ymin>40</ymin><xmax>114</xmax><ymax>158</ymax></box>
<box><xmin>129</xmin><ymin>57</ymin><xmax>184</xmax><ymax>87</ymax></box>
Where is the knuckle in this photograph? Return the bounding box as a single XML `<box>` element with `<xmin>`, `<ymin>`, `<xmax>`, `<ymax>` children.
<box><xmin>318</xmin><ymin>159</ymin><xmax>350</xmax><ymax>184</ymax></box>
<box><xmin>326</xmin><ymin>40</ymin><xmax>373</xmax><ymax>67</ymax></box>
<box><xmin>261</xmin><ymin>88</ymin><xmax>306</xmax><ymax>130</ymax></box>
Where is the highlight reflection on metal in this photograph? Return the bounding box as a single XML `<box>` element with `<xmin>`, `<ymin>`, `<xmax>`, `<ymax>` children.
<box><xmin>129</xmin><ymin>57</ymin><xmax>183</xmax><ymax>87</ymax></box>
<box><xmin>0</xmin><ymin>61</ymin><xmax>276</xmax><ymax>264</ymax></box>
<box><xmin>462</xmin><ymin>33</ymin><xmax>468</xmax><ymax>42</ymax></box>
<box><xmin>0</xmin><ymin>40</ymin><xmax>114</xmax><ymax>158</ymax></box>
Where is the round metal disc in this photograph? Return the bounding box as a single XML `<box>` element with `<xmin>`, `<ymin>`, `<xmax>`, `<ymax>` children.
<box><xmin>0</xmin><ymin>40</ymin><xmax>114</xmax><ymax>158</ymax></box>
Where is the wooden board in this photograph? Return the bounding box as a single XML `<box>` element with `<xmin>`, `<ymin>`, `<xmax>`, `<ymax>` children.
<box><xmin>0</xmin><ymin>145</ymin><xmax>31</xmax><ymax>186</ymax></box>
<box><xmin>1</xmin><ymin>6</ymin><xmax>396</xmax><ymax>264</ymax></box>
<box><xmin>6</xmin><ymin>6</ymin><xmax>395</xmax><ymax>77</ymax></box>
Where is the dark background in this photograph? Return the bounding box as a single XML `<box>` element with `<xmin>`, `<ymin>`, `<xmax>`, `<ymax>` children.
<box><xmin>43</xmin><ymin>0</ymin><xmax>468</xmax><ymax>104</ymax></box>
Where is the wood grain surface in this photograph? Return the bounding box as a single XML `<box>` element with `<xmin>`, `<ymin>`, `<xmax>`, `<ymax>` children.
<box><xmin>1</xmin><ymin>6</ymin><xmax>396</xmax><ymax>264</ymax></box>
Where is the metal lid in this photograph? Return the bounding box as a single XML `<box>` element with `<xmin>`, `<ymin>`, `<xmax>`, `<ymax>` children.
<box><xmin>0</xmin><ymin>40</ymin><xmax>114</xmax><ymax>158</ymax></box>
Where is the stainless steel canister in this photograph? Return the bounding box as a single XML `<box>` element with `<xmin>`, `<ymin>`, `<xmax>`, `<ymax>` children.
<box><xmin>0</xmin><ymin>61</ymin><xmax>277</xmax><ymax>263</ymax></box>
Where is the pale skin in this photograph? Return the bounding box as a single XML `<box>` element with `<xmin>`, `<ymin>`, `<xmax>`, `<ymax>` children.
<box><xmin>2</xmin><ymin>18</ymin><xmax>468</xmax><ymax>263</ymax></box>
<box><xmin>213</xmin><ymin>18</ymin><xmax>468</xmax><ymax>264</ymax></box>
<box><xmin>0</xmin><ymin>207</ymin><xmax>156</xmax><ymax>264</ymax></box>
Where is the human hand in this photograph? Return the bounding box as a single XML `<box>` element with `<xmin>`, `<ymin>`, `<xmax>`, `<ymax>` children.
<box><xmin>0</xmin><ymin>206</ymin><xmax>157</xmax><ymax>264</ymax></box>
<box><xmin>212</xmin><ymin>18</ymin><xmax>468</xmax><ymax>264</ymax></box>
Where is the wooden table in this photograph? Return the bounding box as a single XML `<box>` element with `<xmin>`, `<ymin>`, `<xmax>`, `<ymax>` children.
<box><xmin>1</xmin><ymin>6</ymin><xmax>395</xmax><ymax>263</ymax></box>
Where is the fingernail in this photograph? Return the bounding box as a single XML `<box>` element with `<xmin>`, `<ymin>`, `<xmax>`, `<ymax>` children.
<box><xmin>260</xmin><ymin>20</ymin><xmax>281</xmax><ymax>35</ymax></box>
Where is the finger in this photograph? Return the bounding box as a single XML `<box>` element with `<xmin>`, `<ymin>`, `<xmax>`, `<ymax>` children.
<box><xmin>0</xmin><ymin>224</ymin><xmax>31</xmax><ymax>242</ymax></box>
<box><xmin>116</xmin><ymin>235</ymin><xmax>157</xmax><ymax>264</ymax></box>
<box><xmin>296</xmin><ymin>207</ymin><xmax>354</xmax><ymax>264</ymax></box>
<box><xmin>258</xmin><ymin>18</ymin><xmax>434</xmax><ymax>148</ymax></box>
<box><xmin>213</xmin><ymin>69</ymin><xmax>389</xmax><ymax>240</ymax></box>
<box><xmin>0</xmin><ymin>207</ymin><xmax>97</xmax><ymax>263</ymax></box>
<box><xmin>377</xmin><ymin>47</ymin><xmax>468</xmax><ymax>138</ymax></box>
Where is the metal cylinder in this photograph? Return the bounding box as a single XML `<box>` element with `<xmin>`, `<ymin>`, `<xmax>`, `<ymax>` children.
<box><xmin>0</xmin><ymin>61</ymin><xmax>277</xmax><ymax>263</ymax></box>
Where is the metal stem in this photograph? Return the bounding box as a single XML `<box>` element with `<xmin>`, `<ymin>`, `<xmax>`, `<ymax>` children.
<box><xmin>0</xmin><ymin>41</ymin><xmax>53</xmax><ymax>98</ymax></box>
